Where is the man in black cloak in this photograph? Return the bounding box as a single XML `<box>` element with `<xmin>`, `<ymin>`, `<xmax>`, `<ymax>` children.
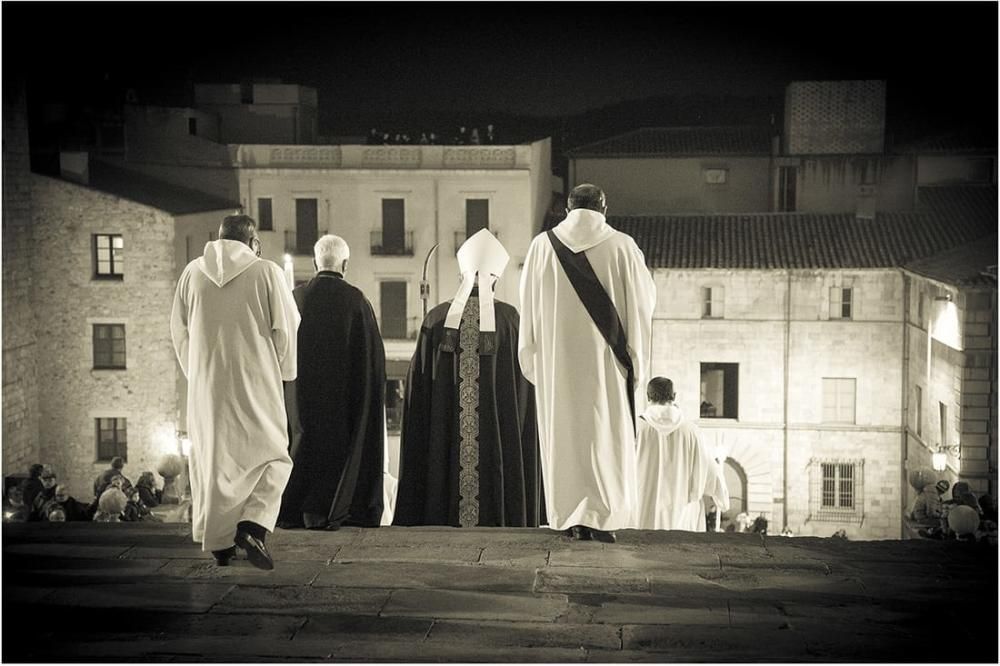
<box><xmin>394</xmin><ymin>229</ymin><xmax>543</xmax><ymax>527</ymax></box>
<box><xmin>277</xmin><ymin>234</ymin><xmax>386</xmax><ymax>530</ymax></box>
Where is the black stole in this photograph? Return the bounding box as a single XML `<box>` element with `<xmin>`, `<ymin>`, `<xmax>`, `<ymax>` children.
<box><xmin>546</xmin><ymin>230</ymin><xmax>636</xmax><ymax>432</ymax></box>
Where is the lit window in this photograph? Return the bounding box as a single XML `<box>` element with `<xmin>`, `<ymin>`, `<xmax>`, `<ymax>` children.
<box><xmin>96</xmin><ymin>417</ymin><xmax>127</xmax><ymax>462</ymax></box>
<box><xmin>700</xmin><ymin>363</ymin><xmax>738</xmax><ymax>419</ymax></box>
<box><xmin>93</xmin><ymin>234</ymin><xmax>124</xmax><ymax>279</ymax></box>
<box><xmin>822</xmin><ymin>377</ymin><xmax>856</xmax><ymax>424</ymax></box>
<box><xmin>702</xmin><ymin>286</ymin><xmax>725</xmax><ymax>318</ymax></box>
<box><xmin>830</xmin><ymin>287</ymin><xmax>853</xmax><ymax>319</ymax></box>
<box><xmin>93</xmin><ymin>324</ymin><xmax>126</xmax><ymax>369</ymax></box>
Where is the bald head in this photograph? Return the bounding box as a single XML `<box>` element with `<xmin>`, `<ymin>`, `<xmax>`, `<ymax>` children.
<box><xmin>567</xmin><ymin>184</ymin><xmax>607</xmax><ymax>214</ymax></box>
<box><xmin>314</xmin><ymin>234</ymin><xmax>350</xmax><ymax>273</ymax></box>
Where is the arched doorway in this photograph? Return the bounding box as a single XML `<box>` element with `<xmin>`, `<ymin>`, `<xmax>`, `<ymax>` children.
<box><xmin>721</xmin><ymin>458</ymin><xmax>748</xmax><ymax>532</ymax></box>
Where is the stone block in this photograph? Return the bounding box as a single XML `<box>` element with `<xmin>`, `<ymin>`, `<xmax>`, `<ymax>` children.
<box><xmin>213</xmin><ymin>585</ymin><xmax>391</xmax><ymax>615</ymax></box>
<box><xmin>42</xmin><ymin>582</ymin><xmax>233</xmax><ymax>612</ymax></box>
<box><xmin>593</xmin><ymin>597</ymin><xmax>729</xmax><ymax>625</ymax></box>
<box><xmin>426</xmin><ymin>619</ymin><xmax>621</xmax><ymax>650</ymax></box>
<box><xmin>534</xmin><ymin>566</ymin><xmax>650</xmax><ymax>594</ymax></box>
<box><xmin>313</xmin><ymin>560</ymin><xmax>536</xmax><ymax>592</ymax></box>
<box><xmin>381</xmin><ymin>588</ymin><xmax>568</xmax><ymax>621</ymax></box>
<box><xmin>157</xmin><ymin>558</ymin><xmax>325</xmax><ymax>586</ymax></box>
<box><xmin>334</xmin><ymin>544</ymin><xmax>482</xmax><ymax>564</ymax></box>
<box><xmin>479</xmin><ymin>545</ymin><xmax>549</xmax><ymax>568</ymax></box>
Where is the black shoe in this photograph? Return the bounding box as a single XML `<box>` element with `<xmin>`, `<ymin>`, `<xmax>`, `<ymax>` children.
<box><xmin>590</xmin><ymin>529</ymin><xmax>617</xmax><ymax>544</ymax></box>
<box><xmin>212</xmin><ymin>546</ymin><xmax>237</xmax><ymax>566</ymax></box>
<box><xmin>235</xmin><ymin>530</ymin><xmax>274</xmax><ymax>571</ymax></box>
<box><xmin>569</xmin><ymin>525</ymin><xmax>592</xmax><ymax>541</ymax></box>
<box><xmin>303</xmin><ymin>512</ymin><xmax>329</xmax><ymax>530</ymax></box>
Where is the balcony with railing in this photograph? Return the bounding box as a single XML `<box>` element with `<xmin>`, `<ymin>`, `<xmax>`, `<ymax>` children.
<box><xmin>370</xmin><ymin>231</ymin><xmax>414</xmax><ymax>256</ymax></box>
<box><xmin>233</xmin><ymin>144</ymin><xmax>534</xmax><ymax>170</ymax></box>
<box><xmin>285</xmin><ymin>230</ymin><xmax>327</xmax><ymax>255</ymax></box>
<box><xmin>454</xmin><ymin>229</ymin><xmax>498</xmax><ymax>252</ymax></box>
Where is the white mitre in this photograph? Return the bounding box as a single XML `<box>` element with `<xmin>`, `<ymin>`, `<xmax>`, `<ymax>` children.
<box><xmin>444</xmin><ymin>229</ymin><xmax>509</xmax><ymax>336</ymax></box>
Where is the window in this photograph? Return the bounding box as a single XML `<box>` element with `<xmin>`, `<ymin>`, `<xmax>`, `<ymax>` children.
<box><xmin>810</xmin><ymin>458</ymin><xmax>864</xmax><ymax>522</ymax></box>
<box><xmin>295</xmin><ymin>198</ymin><xmax>318</xmax><ymax>254</ymax></box>
<box><xmin>96</xmin><ymin>417</ymin><xmax>127</xmax><ymax>462</ymax></box>
<box><xmin>700</xmin><ymin>363</ymin><xmax>738</xmax><ymax>419</ymax></box>
<box><xmin>822</xmin><ymin>377</ymin><xmax>856</xmax><ymax>424</ymax></box>
<box><xmin>703</xmin><ymin>168</ymin><xmax>728</xmax><ymax>184</ymax></box>
<box><xmin>702</xmin><ymin>286</ymin><xmax>724</xmax><ymax>318</ymax></box>
<box><xmin>93</xmin><ymin>234</ymin><xmax>124</xmax><ymax>279</ymax></box>
<box><xmin>92</xmin><ymin>324</ymin><xmax>126</xmax><ymax>369</ymax></box>
<box><xmin>257</xmin><ymin>198</ymin><xmax>273</xmax><ymax>231</ymax></box>
<box><xmin>777</xmin><ymin>166</ymin><xmax>797</xmax><ymax>212</ymax></box>
<box><xmin>380</xmin><ymin>281</ymin><xmax>408</xmax><ymax>339</ymax></box>
<box><xmin>821</xmin><ymin>462</ymin><xmax>855</xmax><ymax>509</ymax></box>
<box><xmin>466</xmin><ymin>199</ymin><xmax>490</xmax><ymax>237</ymax></box>
<box><xmin>188</xmin><ymin>117</ymin><xmax>197</xmax><ymax>136</ymax></box>
<box><xmin>381</xmin><ymin>198</ymin><xmax>406</xmax><ymax>254</ymax></box>
<box><xmin>914</xmin><ymin>385</ymin><xmax>923</xmax><ymax>437</ymax></box>
<box><xmin>830</xmin><ymin>287</ymin><xmax>853</xmax><ymax>319</ymax></box>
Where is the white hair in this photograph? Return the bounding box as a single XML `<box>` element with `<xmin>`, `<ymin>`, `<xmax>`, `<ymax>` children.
<box><xmin>314</xmin><ymin>234</ymin><xmax>350</xmax><ymax>270</ymax></box>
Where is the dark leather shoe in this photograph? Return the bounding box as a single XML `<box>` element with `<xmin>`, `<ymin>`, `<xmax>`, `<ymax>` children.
<box><xmin>212</xmin><ymin>546</ymin><xmax>237</xmax><ymax>566</ymax></box>
<box><xmin>303</xmin><ymin>512</ymin><xmax>329</xmax><ymax>530</ymax></box>
<box><xmin>590</xmin><ymin>529</ymin><xmax>617</xmax><ymax>544</ymax></box>
<box><xmin>570</xmin><ymin>525</ymin><xmax>592</xmax><ymax>541</ymax></box>
<box><xmin>235</xmin><ymin>530</ymin><xmax>274</xmax><ymax>570</ymax></box>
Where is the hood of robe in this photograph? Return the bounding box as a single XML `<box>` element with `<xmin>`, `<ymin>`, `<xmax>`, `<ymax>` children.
<box><xmin>552</xmin><ymin>208</ymin><xmax>617</xmax><ymax>253</ymax></box>
<box><xmin>642</xmin><ymin>402</ymin><xmax>683</xmax><ymax>436</ymax></box>
<box><xmin>197</xmin><ymin>239</ymin><xmax>259</xmax><ymax>287</ymax></box>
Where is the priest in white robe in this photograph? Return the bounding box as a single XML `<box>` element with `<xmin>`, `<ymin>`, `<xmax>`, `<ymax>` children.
<box><xmin>636</xmin><ymin>377</ymin><xmax>729</xmax><ymax>531</ymax></box>
<box><xmin>518</xmin><ymin>184</ymin><xmax>656</xmax><ymax>542</ymax></box>
<box><xmin>171</xmin><ymin>214</ymin><xmax>300</xmax><ymax>569</ymax></box>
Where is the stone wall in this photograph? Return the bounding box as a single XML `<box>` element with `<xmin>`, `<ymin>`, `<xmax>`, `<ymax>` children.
<box><xmin>30</xmin><ymin>175</ymin><xmax>179</xmax><ymax>499</ymax></box>
<box><xmin>651</xmin><ymin>268</ymin><xmax>904</xmax><ymax>539</ymax></box>
<box><xmin>2</xmin><ymin>80</ymin><xmax>40</xmax><ymax>476</ymax></box>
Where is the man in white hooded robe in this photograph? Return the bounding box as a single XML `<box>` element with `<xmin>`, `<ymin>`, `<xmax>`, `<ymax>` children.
<box><xmin>171</xmin><ymin>214</ymin><xmax>300</xmax><ymax>569</ymax></box>
<box><xmin>636</xmin><ymin>377</ymin><xmax>729</xmax><ymax>531</ymax></box>
<box><xmin>518</xmin><ymin>184</ymin><xmax>656</xmax><ymax>542</ymax></box>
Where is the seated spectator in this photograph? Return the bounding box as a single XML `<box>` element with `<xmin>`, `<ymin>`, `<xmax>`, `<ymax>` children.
<box><xmin>454</xmin><ymin>126</ymin><xmax>469</xmax><ymax>145</ymax></box>
<box><xmin>20</xmin><ymin>464</ymin><xmax>45</xmax><ymax>517</ymax></box>
<box><xmin>469</xmin><ymin>127</ymin><xmax>481</xmax><ymax>145</ymax></box>
<box><xmin>94</xmin><ymin>456</ymin><xmax>130</xmax><ymax>499</ymax></box>
<box><xmin>135</xmin><ymin>472</ymin><xmax>161</xmax><ymax>508</ymax></box>
<box><xmin>381</xmin><ymin>132</ymin><xmax>391</xmax><ymax>145</ymax></box>
<box><xmin>93</xmin><ymin>487</ymin><xmax>128</xmax><ymax>522</ymax></box>
<box><xmin>485</xmin><ymin>123</ymin><xmax>497</xmax><ymax>144</ymax></box>
<box><xmin>418</xmin><ymin>132</ymin><xmax>430</xmax><ymax>145</ymax></box>
<box><xmin>428</xmin><ymin>132</ymin><xmax>439</xmax><ymax>145</ymax></box>
<box><xmin>121</xmin><ymin>486</ymin><xmax>160</xmax><ymax>522</ymax></box>
<box><xmin>366</xmin><ymin>128</ymin><xmax>381</xmax><ymax>145</ymax></box>
<box><xmin>31</xmin><ymin>466</ymin><xmax>58</xmax><ymax>520</ymax></box>
<box><xmin>401</xmin><ymin>133</ymin><xmax>412</xmax><ymax>144</ymax></box>
<box><xmin>53</xmin><ymin>484</ymin><xmax>94</xmax><ymax>521</ymax></box>
<box><xmin>909</xmin><ymin>480</ymin><xmax>949</xmax><ymax>524</ymax></box>
<box><xmin>3</xmin><ymin>485</ymin><xmax>29</xmax><ymax>523</ymax></box>
<box><xmin>40</xmin><ymin>499</ymin><xmax>67</xmax><ymax>522</ymax></box>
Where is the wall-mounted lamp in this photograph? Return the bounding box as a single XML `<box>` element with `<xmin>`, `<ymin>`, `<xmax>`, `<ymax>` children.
<box><xmin>931</xmin><ymin>444</ymin><xmax>961</xmax><ymax>472</ymax></box>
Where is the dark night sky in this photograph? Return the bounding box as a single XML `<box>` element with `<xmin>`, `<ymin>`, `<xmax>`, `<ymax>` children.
<box><xmin>4</xmin><ymin>2</ymin><xmax>997</xmax><ymax>137</ymax></box>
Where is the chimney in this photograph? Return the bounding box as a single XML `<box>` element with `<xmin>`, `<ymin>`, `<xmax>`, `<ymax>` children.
<box><xmin>59</xmin><ymin>151</ymin><xmax>89</xmax><ymax>185</ymax></box>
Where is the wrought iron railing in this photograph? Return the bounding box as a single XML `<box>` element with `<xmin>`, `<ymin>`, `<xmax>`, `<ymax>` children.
<box><xmin>370</xmin><ymin>230</ymin><xmax>414</xmax><ymax>256</ymax></box>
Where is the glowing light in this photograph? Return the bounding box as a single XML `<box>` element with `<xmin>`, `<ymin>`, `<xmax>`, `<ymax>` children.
<box><xmin>931</xmin><ymin>451</ymin><xmax>947</xmax><ymax>472</ymax></box>
<box><xmin>153</xmin><ymin>425</ymin><xmax>178</xmax><ymax>456</ymax></box>
<box><xmin>180</xmin><ymin>436</ymin><xmax>192</xmax><ymax>457</ymax></box>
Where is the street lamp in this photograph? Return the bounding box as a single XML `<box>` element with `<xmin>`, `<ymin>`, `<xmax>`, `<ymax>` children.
<box><xmin>931</xmin><ymin>444</ymin><xmax>960</xmax><ymax>472</ymax></box>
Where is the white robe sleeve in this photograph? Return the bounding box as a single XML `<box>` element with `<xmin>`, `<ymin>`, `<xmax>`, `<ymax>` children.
<box><xmin>267</xmin><ymin>264</ymin><xmax>301</xmax><ymax>382</ymax></box>
<box><xmin>169</xmin><ymin>268</ymin><xmax>191</xmax><ymax>379</ymax></box>
<box><xmin>517</xmin><ymin>237</ymin><xmax>539</xmax><ymax>385</ymax></box>
<box><xmin>624</xmin><ymin>238</ymin><xmax>657</xmax><ymax>411</ymax></box>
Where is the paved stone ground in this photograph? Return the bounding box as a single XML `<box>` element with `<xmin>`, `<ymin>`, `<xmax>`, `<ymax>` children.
<box><xmin>2</xmin><ymin>522</ymin><xmax>996</xmax><ymax>662</ymax></box>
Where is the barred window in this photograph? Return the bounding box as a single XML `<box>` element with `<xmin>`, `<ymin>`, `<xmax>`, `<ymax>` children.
<box><xmin>93</xmin><ymin>324</ymin><xmax>126</xmax><ymax>369</ymax></box>
<box><xmin>811</xmin><ymin>458</ymin><xmax>864</xmax><ymax>523</ymax></box>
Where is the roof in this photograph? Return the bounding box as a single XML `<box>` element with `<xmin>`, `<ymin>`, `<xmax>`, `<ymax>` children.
<box><xmin>609</xmin><ymin>185</ymin><xmax>996</xmax><ymax>271</ymax></box>
<box><xmin>567</xmin><ymin>126</ymin><xmax>773</xmax><ymax>158</ymax></box>
<box><xmin>890</xmin><ymin>130</ymin><xmax>996</xmax><ymax>155</ymax></box>
<box><xmin>83</xmin><ymin>162</ymin><xmax>240</xmax><ymax>216</ymax></box>
<box><xmin>904</xmin><ymin>234</ymin><xmax>998</xmax><ymax>286</ymax></box>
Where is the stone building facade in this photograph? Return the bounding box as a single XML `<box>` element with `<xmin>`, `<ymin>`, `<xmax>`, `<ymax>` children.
<box><xmin>2</xmin><ymin>82</ymin><xmax>40</xmax><ymax>478</ymax></box>
<box><xmin>21</xmin><ymin>168</ymin><xmax>236</xmax><ymax>500</ymax></box>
